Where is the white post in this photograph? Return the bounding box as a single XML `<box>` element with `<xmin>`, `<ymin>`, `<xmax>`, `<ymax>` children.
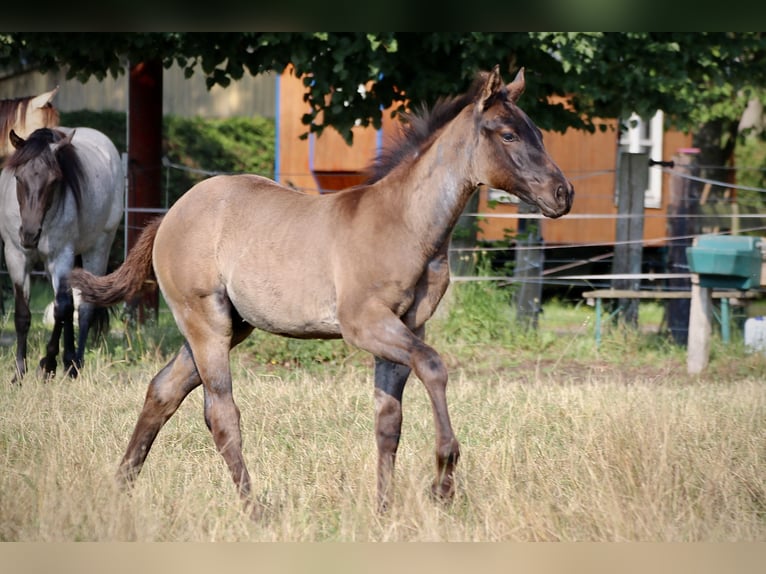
<box><xmin>687</xmin><ymin>277</ymin><xmax>713</xmax><ymax>374</ymax></box>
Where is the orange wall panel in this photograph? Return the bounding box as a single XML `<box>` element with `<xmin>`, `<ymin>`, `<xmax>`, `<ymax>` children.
<box><xmin>276</xmin><ymin>67</ymin><xmax>316</xmax><ymax>193</ymax></box>
<box><xmin>278</xmin><ymin>67</ymin><xmax>693</xmax><ymax>244</ymax></box>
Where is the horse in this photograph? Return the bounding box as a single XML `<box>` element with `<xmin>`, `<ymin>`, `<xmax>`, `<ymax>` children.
<box><xmin>0</xmin><ymin>126</ymin><xmax>124</xmax><ymax>382</ymax></box>
<box><xmin>0</xmin><ymin>87</ymin><xmax>60</xmax><ymax>158</ymax></box>
<box><xmin>70</xmin><ymin>65</ymin><xmax>574</xmax><ymax>517</ymax></box>
<box><xmin>0</xmin><ymin>88</ymin><xmax>60</xmax><ymax>311</ymax></box>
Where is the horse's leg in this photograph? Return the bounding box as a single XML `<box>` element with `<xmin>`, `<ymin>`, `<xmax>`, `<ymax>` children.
<box><xmin>73</xmin><ymin>240</ymin><xmax>114</xmax><ymax>373</ymax></box>
<box><xmin>40</xmin><ymin>277</ymin><xmax>75</xmax><ymax>378</ymax></box>
<box><xmin>11</xmin><ymin>283</ymin><xmax>31</xmax><ymax>383</ymax></box>
<box><xmin>198</xmin><ymin>346</ymin><xmax>251</xmax><ymax>501</ymax></box>
<box><xmin>5</xmin><ymin>243</ymin><xmax>31</xmax><ymax>382</ymax></box>
<box><xmin>117</xmin><ymin>342</ymin><xmax>202</xmax><ymax>487</ymax></box>
<box><xmin>72</xmin><ymin>300</ymin><xmax>94</xmax><ymax>373</ymax></box>
<box><xmin>373</xmin><ymin>356</ymin><xmax>410</xmax><ymax>512</ymax></box>
<box><xmin>342</xmin><ymin>306</ymin><xmax>460</xmax><ymax>503</ymax></box>
<box><xmin>371</xmin><ymin>244</ymin><xmax>453</xmax><ymax>509</ymax></box>
<box><xmin>177</xmin><ymin>294</ymin><xmax>255</xmax><ymax>509</ymax></box>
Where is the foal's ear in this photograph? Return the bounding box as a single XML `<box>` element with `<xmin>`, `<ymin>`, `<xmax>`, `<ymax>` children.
<box><xmin>477</xmin><ymin>64</ymin><xmax>504</xmax><ymax>113</ymax></box>
<box><xmin>506</xmin><ymin>67</ymin><xmax>525</xmax><ymax>103</ymax></box>
<box><xmin>9</xmin><ymin>129</ymin><xmax>25</xmax><ymax>150</ymax></box>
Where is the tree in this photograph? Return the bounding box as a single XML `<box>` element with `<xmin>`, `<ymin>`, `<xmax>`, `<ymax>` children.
<box><xmin>3</xmin><ymin>32</ymin><xmax>765</xmax><ymax>139</ymax></box>
<box><xmin>531</xmin><ymin>32</ymin><xmax>766</xmax><ymax>204</ymax></box>
<box><xmin>4</xmin><ymin>32</ymin><xmax>766</xmax><ymax>213</ymax></box>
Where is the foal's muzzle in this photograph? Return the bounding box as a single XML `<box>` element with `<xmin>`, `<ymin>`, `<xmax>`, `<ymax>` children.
<box><xmin>557</xmin><ymin>181</ymin><xmax>575</xmax><ymax>214</ymax></box>
<box><xmin>538</xmin><ymin>181</ymin><xmax>574</xmax><ymax>219</ymax></box>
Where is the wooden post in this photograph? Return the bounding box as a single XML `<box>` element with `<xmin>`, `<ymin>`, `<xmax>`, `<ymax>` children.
<box><xmin>687</xmin><ymin>278</ymin><xmax>713</xmax><ymax>374</ymax></box>
<box><xmin>449</xmin><ymin>190</ymin><xmax>480</xmax><ymax>276</ymax></box>
<box><xmin>127</xmin><ymin>60</ymin><xmax>163</xmax><ymax>321</ymax></box>
<box><xmin>666</xmin><ymin>150</ymin><xmax>700</xmax><ymax>345</ymax></box>
<box><xmin>612</xmin><ymin>152</ymin><xmax>648</xmax><ymax>327</ymax></box>
<box><xmin>514</xmin><ymin>201</ymin><xmax>543</xmax><ymax>330</ymax></box>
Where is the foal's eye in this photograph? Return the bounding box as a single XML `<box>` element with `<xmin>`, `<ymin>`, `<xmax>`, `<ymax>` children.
<box><xmin>501</xmin><ymin>132</ymin><xmax>517</xmax><ymax>143</ymax></box>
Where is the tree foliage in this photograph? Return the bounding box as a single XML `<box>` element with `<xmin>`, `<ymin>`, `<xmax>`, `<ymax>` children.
<box><xmin>2</xmin><ymin>32</ymin><xmax>765</xmax><ymax>143</ymax></box>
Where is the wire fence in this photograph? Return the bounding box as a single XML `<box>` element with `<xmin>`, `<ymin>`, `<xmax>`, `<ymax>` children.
<box><xmin>116</xmin><ymin>158</ymin><xmax>766</xmax><ymax>294</ymax></box>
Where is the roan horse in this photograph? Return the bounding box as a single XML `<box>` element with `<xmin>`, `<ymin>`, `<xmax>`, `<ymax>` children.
<box><xmin>0</xmin><ymin>127</ymin><xmax>124</xmax><ymax>381</ymax></box>
<box><xmin>0</xmin><ymin>87</ymin><xmax>60</xmax><ymax>158</ymax></box>
<box><xmin>0</xmin><ymin>88</ymin><xmax>60</xmax><ymax>313</ymax></box>
<box><xmin>70</xmin><ymin>66</ymin><xmax>574</xmax><ymax>516</ymax></box>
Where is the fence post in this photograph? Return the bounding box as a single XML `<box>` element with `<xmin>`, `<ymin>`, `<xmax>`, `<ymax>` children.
<box><xmin>514</xmin><ymin>201</ymin><xmax>544</xmax><ymax>330</ymax></box>
<box><xmin>449</xmin><ymin>191</ymin><xmax>480</xmax><ymax>276</ymax></box>
<box><xmin>666</xmin><ymin>149</ymin><xmax>700</xmax><ymax>345</ymax></box>
<box><xmin>687</xmin><ymin>278</ymin><xmax>713</xmax><ymax>374</ymax></box>
<box><xmin>127</xmin><ymin>60</ymin><xmax>163</xmax><ymax>321</ymax></box>
<box><xmin>612</xmin><ymin>151</ymin><xmax>648</xmax><ymax>327</ymax></box>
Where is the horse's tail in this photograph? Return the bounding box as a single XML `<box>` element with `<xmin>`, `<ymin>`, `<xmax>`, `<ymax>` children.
<box><xmin>70</xmin><ymin>217</ymin><xmax>164</xmax><ymax>307</ymax></box>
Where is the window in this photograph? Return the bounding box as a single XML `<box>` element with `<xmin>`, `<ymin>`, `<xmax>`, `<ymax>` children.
<box><xmin>617</xmin><ymin>110</ymin><xmax>664</xmax><ymax>209</ymax></box>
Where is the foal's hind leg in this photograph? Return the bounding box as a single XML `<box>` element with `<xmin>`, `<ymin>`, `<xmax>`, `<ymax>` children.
<box><xmin>196</xmin><ymin>342</ymin><xmax>252</xmax><ymax>501</ymax></box>
<box><xmin>117</xmin><ymin>342</ymin><xmax>202</xmax><ymax>486</ymax></box>
<box><xmin>177</xmin><ymin>294</ymin><xmax>255</xmax><ymax>508</ymax></box>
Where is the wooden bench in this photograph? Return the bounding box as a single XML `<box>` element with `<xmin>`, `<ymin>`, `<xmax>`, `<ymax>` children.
<box><xmin>582</xmin><ymin>288</ymin><xmax>754</xmax><ymax>347</ymax></box>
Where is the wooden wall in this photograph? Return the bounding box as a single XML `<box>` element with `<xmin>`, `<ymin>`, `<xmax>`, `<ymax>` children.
<box><xmin>277</xmin><ymin>66</ymin><xmax>694</xmax><ymax>247</ymax></box>
<box><xmin>276</xmin><ymin>65</ymin><xmax>400</xmax><ymax>193</ymax></box>
<box><xmin>0</xmin><ymin>64</ymin><xmax>276</xmax><ymax>119</ymax></box>
<box><xmin>477</xmin><ymin>124</ymin><xmax>693</xmax><ymax>245</ymax></box>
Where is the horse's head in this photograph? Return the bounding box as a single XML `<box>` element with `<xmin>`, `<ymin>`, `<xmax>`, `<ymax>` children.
<box><xmin>7</xmin><ymin>127</ymin><xmax>75</xmax><ymax>249</ymax></box>
<box><xmin>471</xmin><ymin>66</ymin><xmax>573</xmax><ymax>219</ymax></box>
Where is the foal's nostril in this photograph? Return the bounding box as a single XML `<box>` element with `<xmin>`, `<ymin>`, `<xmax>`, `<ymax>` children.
<box><xmin>557</xmin><ymin>183</ymin><xmax>574</xmax><ymax>206</ymax></box>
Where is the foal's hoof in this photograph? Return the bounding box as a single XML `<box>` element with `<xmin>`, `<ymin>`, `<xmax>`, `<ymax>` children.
<box><xmin>244</xmin><ymin>494</ymin><xmax>274</xmax><ymax>523</ymax></box>
<box><xmin>430</xmin><ymin>480</ymin><xmax>456</xmax><ymax>504</ymax></box>
<box><xmin>377</xmin><ymin>499</ymin><xmax>392</xmax><ymax>515</ymax></box>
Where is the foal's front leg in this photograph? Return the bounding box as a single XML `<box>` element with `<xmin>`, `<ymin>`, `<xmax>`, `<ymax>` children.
<box><xmin>342</xmin><ymin>305</ymin><xmax>460</xmax><ymax>508</ymax></box>
<box><xmin>374</xmin><ymin>357</ymin><xmax>410</xmax><ymax>512</ymax></box>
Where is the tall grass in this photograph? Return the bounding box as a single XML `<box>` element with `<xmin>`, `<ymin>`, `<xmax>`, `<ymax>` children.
<box><xmin>0</xmin><ymin>279</ymin><xmax>763</xmax><ymax>541</ymax></box>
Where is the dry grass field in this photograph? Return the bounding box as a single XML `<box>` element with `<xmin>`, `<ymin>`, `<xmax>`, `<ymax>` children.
<box><xmin>0</xmin><ymin>282</ymin><xmax>764</xmax><ymax>541</ymax></box>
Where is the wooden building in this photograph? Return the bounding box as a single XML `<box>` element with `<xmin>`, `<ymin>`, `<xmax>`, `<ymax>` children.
<box><xmin>275</xmin><ymin>66</ymin><xmax>694</xmax><ymax>250</ymax></box>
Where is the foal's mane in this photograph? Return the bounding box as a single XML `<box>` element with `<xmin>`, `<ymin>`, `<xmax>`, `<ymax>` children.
<box><xmin>5</xmin><ymin>128</ymin><xmax>84</xmax><ymax>211</ymax></box>
<box><xmin>366</xmin><ymin>72</ymin><xmax>495</xmax><ymax>184</ymax></box>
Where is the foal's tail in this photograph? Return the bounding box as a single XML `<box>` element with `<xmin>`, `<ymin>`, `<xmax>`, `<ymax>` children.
<box><xmin>70</xmin><ymin>217</ymin><xmax>163</xmax><ymax>307</ymax></box>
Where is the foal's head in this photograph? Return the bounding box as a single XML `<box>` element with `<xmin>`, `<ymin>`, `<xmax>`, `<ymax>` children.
<box><xmin>367</xmin><ymin>65</ymin><xmax>573</xmax><ymax>219</ymax></box>
<box><xmin>470</xmin><ymin>66</ymin><xmax>573</xmax><ymax>218</ymax></box>
<box><xmin>6</xmin><ymin>127</ymin><xmax>82</xmax><ymax>249</ymax></box>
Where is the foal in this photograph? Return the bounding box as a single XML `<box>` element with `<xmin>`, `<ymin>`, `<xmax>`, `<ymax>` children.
<box><xmin>71</xmin><ymin>65</ymin><xmax>573</xmax><ymax>515</ymax></box>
